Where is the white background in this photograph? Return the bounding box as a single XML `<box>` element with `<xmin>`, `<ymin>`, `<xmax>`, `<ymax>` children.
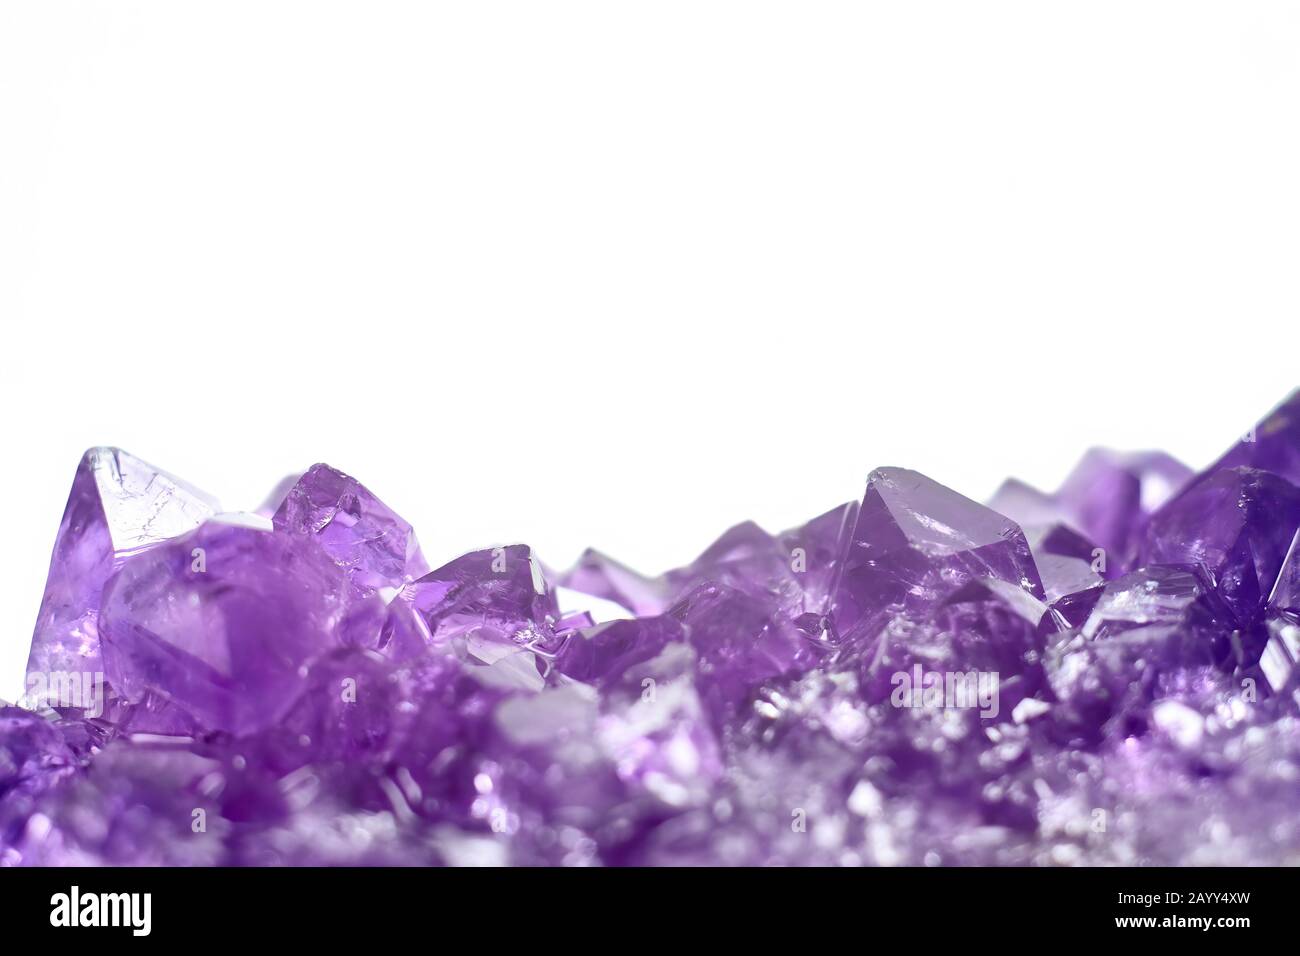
<box><xmin>1</xmin><ymin>2</ymin><xmax>1297</xmax><ymax>699</ymax></box>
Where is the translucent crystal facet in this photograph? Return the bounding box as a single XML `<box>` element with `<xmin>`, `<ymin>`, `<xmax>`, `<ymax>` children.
<box><xmin>99</xmin><ymin>523</ymin><xmax>357</xmax><ymax>735</ymax></box>
<box><xmin>25</xmin><ymin>448</ymin><xmax>220</xmax><ymax>706</ymax></box>
<box><xmin>833</xmin><ymin>467</ymin><xmax>1043</xmax><ymax>644</ymax></box>
<box><xmin>272</xmin><ymin>463</ymin><xmax>427</xmax><ymax>595</ymax></box>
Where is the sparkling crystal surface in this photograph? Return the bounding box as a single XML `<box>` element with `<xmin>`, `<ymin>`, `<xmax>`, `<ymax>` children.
<box><xmin>7</xmin><ymin>407</ymin><xmax>1300</xmax><ymax>866</ymax></box>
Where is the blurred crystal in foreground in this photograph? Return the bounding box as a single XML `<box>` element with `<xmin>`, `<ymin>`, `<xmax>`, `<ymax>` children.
<box><xmin>5</xmin><ymin>394</ymin><xmax>1300</xmax><ymax>866</ymax></box>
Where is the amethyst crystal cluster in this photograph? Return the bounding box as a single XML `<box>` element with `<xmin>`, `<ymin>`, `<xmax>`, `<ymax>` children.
<box><xmin>5</xmin><ymin>396</ymin><xmax>1300</xmax><ymax>866</ymax></box>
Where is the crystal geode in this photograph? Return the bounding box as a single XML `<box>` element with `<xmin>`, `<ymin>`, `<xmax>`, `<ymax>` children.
<box><xmin>5</xmin><ymin>394</ymin><xmax>1300</xmax><ymax>866</ymax></box>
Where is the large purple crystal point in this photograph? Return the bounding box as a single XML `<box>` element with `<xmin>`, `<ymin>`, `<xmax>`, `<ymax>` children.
<box><xmin>272</xmin><ymin>463</ymin><xmax>428</xmax><ymax>595</ymax></box>
<box><xmin>99</xmin><ymin>522</ymin><xmax>358</xmax><ymax>734</ymax></box>
<box><xmin>833</xmin><ymin>467</ymin><xmax>1043</xmax><ymax>644</ymax></box>
<box><xmin>25</xmin><ymin>448</ymin><xmax>220</xmax><ymax>707</ymax></box>
<box><xmin>1139</xmin><ymin>466</ymin><xmax>1300</xmax><ymax>627</ymax></box>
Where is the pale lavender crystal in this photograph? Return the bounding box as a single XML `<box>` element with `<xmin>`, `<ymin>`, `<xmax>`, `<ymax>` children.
<box><xmin>8</xmin><ymin>396</ymin><xmax>1300</xmax><ymax>867</ymax></box>
<box><xmin>989</xmin><ymin>449</ymin><xmax>1192</xmax><ymax>570</ymax></box>
<box><xmin>560</xmin><ymin>549</ymin><xmax>670</xmax><ymax>617</ymax></box>
<box><xmin>25</xmin><ymin>448</ymin><xmax>219</xmax><ymax>706</ymax></box>
<box><xmin>665</xmin><ymin>521</ymin><xmax>790</xmax><ymax>603</ymax></box>
<box><xmin>589</xmin><ymin>642</ymin><xmax>722</xmax><ymax>814</ymax></box>
<box><xmin>273</xmin><ymin>463</ymin><xmax>428</xmax><ymax>594</ymax></box>
<box><xmin>986</xmin><ymin>478</ymin><xmax>1061</xmax><ymax>530</ymax></box>
<box><xmin>779</xmin><ymin>501</ymin><xmax>860</xmax><ymax>615</ymax></box>
<box><xmin>1056</xmin><ymin>449</ymin><xmax>1192</xmax><ymax>560</ymax></box>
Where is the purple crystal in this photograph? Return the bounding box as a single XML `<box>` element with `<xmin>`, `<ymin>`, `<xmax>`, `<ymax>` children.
<box><xmin>1267</xmin><ymin>528</ymin><xmax>1300</xmax><ymax>617</ymax></box>
<box><xmin>666</xmin><ymin>503</ymin><xmax>859</xmax><ymax>620</ymax></box>
<box><xmin>560</xmin><ymin>549</ymin><xmax>670</xmax><ymax>617</ymax></box>
<box><xmin>989</xmin><ymin>449</ymin><xmax>1192</xmax><ymax>571</ymax></box>
<box><xmin>273</xmin><ymin>463</ymin><xmax>428</xmax><ymax>594</ymax></box>
<box><xmin>555</xmin><ymin>616</ymin><xmax>682</xmax><ymax>687</ymax></box>
<box><xmin>833</xmin><ymin>467</ymin><xmax>1043</xmax><ymax>644</ymax></box>
<box><xmin>8</xmin><ymin>396</ymin><xmax>1300</xmax><ymax>866</ymax></box>
<box><xmin>1023</xmin><ymin>523</ymin><xmax>1105</xmax><ymax>603</ymax></box>
<box><xmin>1056</xmin><ymin>449</ymin><xmax>1192</xmax><ymax>560</ymax></box>
<box><xmin>1043</xmin><ymin>565</ymin><xmax>1240</xmax><ymax>743</ymax></box>
<box><xmin>590</xmin><ymin>642</ymin><xmax>722</xmax><ymax>814</ymax></box>
<box><xmin>406</xmin><ymin>544</ymin><xmax>558</xmax><ymax>649</ymax></box>
<box><xmin>849</xmin><ymin>576</ymin><xmax>1047</xmax><ymax>713</ymax></box>
<box><xmin>986</xmin><ymin>478</ymin><xmax>1064</xmax><ymax>532</ymax></box>
<box><xmin>1138</xmin><ymin>466</ymin><xmax>1300</xmax><ymax>627</ymax></box>
<box><xmin>669</xmin><ymin>583</ymin><xmax>824</xmax><ymax>727</ymax></box>
<box><xmin>25</xmin><ymin>448</ymin><xmax>220</xmax><ymax>707</ymax></box>
<box><xmin>1204</xmin><ymin>388</ymin><xmax>1300</xmax><ymax>486</ymax></box>
<box><xmin>0</xmin><ymin>707</ymin><xmax>78</xmax><ymax>798</ymax></box>
<box><xmin>99</xmin><ymin>521</ymin><xmax>360</xmax><ymax>735</ymax></box>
